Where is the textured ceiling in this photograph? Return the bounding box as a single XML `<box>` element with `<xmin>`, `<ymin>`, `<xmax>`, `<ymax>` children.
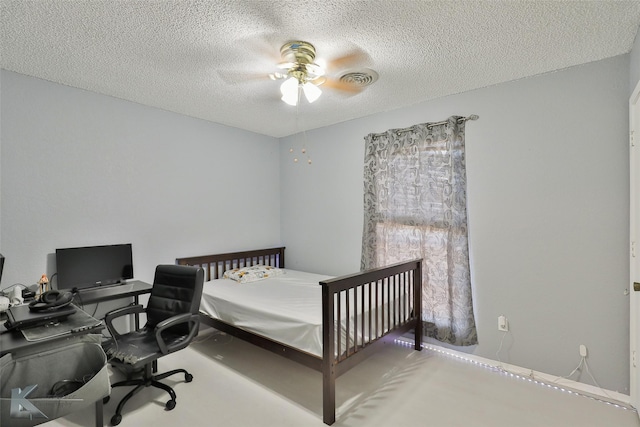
<box><xmin>2</xmin><ymin>1</ymin><xmax>640</xmax><ymax>138</ymax></box>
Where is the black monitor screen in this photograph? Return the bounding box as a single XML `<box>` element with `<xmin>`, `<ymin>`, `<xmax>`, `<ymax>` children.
<box><xmin>0</xmin><ymin>254</ymin><xmax>4</xmax><ymax>286</ymax></box>
<box><xmin>56</xmin><ymin>244</ymin><xmax>133</xmax><ymax>290</ymax></box>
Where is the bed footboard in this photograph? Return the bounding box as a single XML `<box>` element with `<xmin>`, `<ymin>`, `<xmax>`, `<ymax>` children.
<box><xmin>320</xmin><ymin>259</ymin><xmax>422</xmax><ymax>425</ymax></box>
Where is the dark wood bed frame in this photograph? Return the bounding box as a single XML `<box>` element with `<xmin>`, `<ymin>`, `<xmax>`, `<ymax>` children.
<box><xmin>176</xmin><ymin>247</ymin><xmax>422</xmax><ymax>425</ymax></box>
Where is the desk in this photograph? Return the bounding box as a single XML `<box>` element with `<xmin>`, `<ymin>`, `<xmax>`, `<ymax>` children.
<box><xmin>0</xmin><ymin>307</ymin><xmax>104</xmax><ymax>357</ymax></box>
<box><xmin>0</xmin><ymin>307</ymin><xmax>106</xmax><ymax>427</ymax></box>
<box><xmin>71</xmin><ymin>280</ymin><xmax>152</xmax><ymax>329</ymax></box>
<box><xmin>73</xmin><ymin>280</ymin><xmax>152</xmax><ymax>305</ymax></box>
<box><xmin>0</xmin><ymin>280</ymin><xmax>151</xmax><ymax>356</ymax></box>
<box><xmin>0</xmin><ymin>283</ymin><xmax>151</xmax><ymax>427</ymax></box>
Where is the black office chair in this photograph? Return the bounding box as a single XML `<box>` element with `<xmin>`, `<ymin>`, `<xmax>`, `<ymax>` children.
<box><xmin>102</xmin><ymin>264</ymin><xmax>204</xmax><ymax>426</ymax></box>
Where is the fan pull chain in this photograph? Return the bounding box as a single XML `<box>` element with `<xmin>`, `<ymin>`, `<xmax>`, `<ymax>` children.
<box><xmin>289</xmin><ymin>147</ymin><xmax>312</xmax><ymax>164</ymax></box>
<box><xmin>290</xmin><ymin>92</ymin><xmax>312</xmax><ymax>165</ymax></box>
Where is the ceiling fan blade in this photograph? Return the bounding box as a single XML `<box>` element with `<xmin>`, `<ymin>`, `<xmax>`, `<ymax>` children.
<box><xmin>241</xmin><ymin>33</ymin><xmax>285</xmax><ymax>64</ymax></box>
<box><xmin>216</xmin><ymin>69</ymin><xmax>274</xmax><ymax>85</ymax></box>
<box><xmin>325</xmin><ymin>49</ymin><xmax>371</xmax><ymax>72</ymax></box>
<box><xmin>321</xmin><ymin>77</ymin><xmax>364</xmax><ymax>94</ymax></box>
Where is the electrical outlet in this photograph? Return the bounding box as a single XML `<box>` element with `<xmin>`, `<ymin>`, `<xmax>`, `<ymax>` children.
<box><xmin>498</xmin><ymin>315</ymin><xmax>508</xmax><ymax>332</ymax></box>
<box><xmin>579</xmin><ymin>344</ymin><xmax>588</xmax><ymax>357</ymax></box>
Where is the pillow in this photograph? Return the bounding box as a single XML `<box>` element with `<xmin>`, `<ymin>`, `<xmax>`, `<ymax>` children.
<box><xmin>222</xmin><ymin>265</ymin><xmax>285</xmax><ymax>283</ymax></box>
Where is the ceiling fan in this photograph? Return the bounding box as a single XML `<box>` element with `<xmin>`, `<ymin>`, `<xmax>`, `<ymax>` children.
<box><xmin>267</xmin><ymin>41</ymin><xmax>377</xmax><ymax>106</ymax></box>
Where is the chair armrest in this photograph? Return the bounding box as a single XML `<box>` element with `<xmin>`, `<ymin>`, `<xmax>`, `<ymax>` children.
<box><xmin>154</xmin><ymin>313</ymin><xmax>200</xmax><ymax>354</ymax></box>
<box><xmin>104</xmin><ymin>305</ymin><xmax>145</xmax><ymax>339</ymax></box>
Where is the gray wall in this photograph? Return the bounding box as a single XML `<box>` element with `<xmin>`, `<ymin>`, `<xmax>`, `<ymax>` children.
<box><xmin>0</xmin><ymin>70</ymin><xmax>281</xmax><ymax>287</ymax></box>
<box><xmin>281</xmin><ymin>55</ymin><xmax>631</xmax><ymax>393</ymax></box>
<box><xmin>0</xmin><ymin>51</ymin><xmax>634</xmax><ymax>394</ymax></box>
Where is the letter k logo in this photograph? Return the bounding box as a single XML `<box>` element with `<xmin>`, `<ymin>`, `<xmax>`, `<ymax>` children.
<box><xmin>10</xmin><ymin>385</ymin><xmax>47</xmax><ymax>419</ymax></box>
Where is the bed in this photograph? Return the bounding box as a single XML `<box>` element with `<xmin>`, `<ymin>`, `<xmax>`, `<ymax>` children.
<box><xmin>176</xmin><ymin>247</ymin><xmax>422</xmax><ymax>425</ymax></box>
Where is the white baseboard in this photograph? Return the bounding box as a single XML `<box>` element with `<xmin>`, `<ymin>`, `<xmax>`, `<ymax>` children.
<box><xmin>396</xmin><ymin>338</ymin><xmax>634</xmax><ymax>410</ymax></box>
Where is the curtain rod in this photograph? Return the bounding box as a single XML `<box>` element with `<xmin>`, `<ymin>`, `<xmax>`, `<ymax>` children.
<box><xmin>384</xmin><ymin>114</ymin><xmax>479</xmax><ymax>136</ymax></box>
<box><xmin>426</xmin><ymin>114</ymin><xmax>479</xmax><ymax>129</ymax></box>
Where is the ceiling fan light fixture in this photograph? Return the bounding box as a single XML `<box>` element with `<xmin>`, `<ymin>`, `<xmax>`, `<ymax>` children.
<box><xmin>280</xmin><ymin>77</ymin><xmax>300</xmax><ymax>106</ymax></box>
<box><xmin>280</xmin><ymin>77</ymin><xmax>322</xmax><ymax>106</ymax></box>
<box><xmin>302</xmin><ymin>82</ymin><xmax>321</xmax><ymax>103</ymax></box>
<box><xmin>276</xmin><ymin>41</ymin><xmax>329</xmax><ymax>106</ymax></box>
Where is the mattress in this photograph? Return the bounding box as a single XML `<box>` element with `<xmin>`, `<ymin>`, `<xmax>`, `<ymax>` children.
<box><xmin>199</xmin><ymin>269</ymin><xmax>410</xmax><ymax>358</ymax></box>
<box><xmin>200</xmin><ymin>269</ymin><xmax>331</xmax><ymax>357</ymax></box>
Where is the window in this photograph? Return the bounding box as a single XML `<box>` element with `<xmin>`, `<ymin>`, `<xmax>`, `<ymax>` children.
<box><xmin>361</xmin><ymin>117</ymin><xmax>477</xmax><ymax>346</ymax></box>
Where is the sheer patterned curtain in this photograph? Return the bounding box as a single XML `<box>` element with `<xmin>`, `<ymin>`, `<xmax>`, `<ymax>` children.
<box><xmin>361</xmin><ymin>116</ymin><xmax>477</xmax><ymax>346</ymax></box>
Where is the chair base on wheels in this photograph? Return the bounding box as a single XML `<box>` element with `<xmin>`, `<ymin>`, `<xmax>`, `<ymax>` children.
<box><xmin>105</xmin><ymin>362</ymin><xmax>193</xmax><ymax>426</ymax></box>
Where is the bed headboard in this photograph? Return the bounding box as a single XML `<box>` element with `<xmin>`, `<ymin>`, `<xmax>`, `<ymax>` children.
<box><xmin>175</xmin><ymin>247</ymin><xmax>285</xmax><ymax>281</ymax></box>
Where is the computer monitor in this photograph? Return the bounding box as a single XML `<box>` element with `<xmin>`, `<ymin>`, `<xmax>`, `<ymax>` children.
<box><xmin>0</xmin><ymin>253</ymin><xmax>4</xmax><ymax>286</ymax></box>
<box><xmin>55</xmin><ymin>244</ymin><xmax>133</xmax><ymax>291</ymax></box>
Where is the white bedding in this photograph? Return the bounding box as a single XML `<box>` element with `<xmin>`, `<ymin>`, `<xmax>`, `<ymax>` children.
<box><xmin>199</xmin><ymin>269</ymin><xmax>411</xmax><ymax>358</ymax></box>
<box><xmin>200</xmin><ymin>269</ymin><xmax>332</xmax><ymax>357</ymax></box>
